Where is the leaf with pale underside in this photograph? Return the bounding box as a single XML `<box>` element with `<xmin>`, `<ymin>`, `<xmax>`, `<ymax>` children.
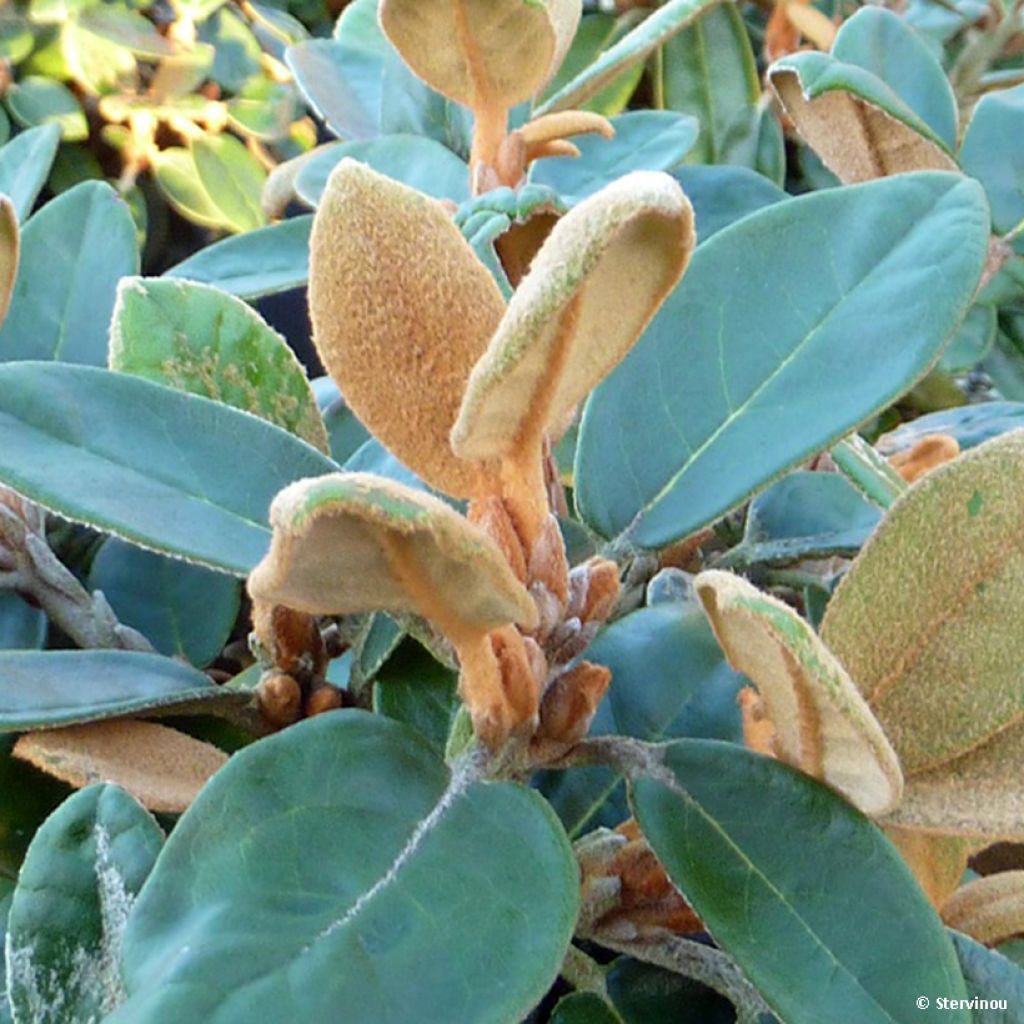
<box><xmin>694</xmin><ymin>570</ymin><xmax>902</xmax><ymax>815</ymax></box>
<box><xmin>821</xmin><ymin>430</ymin><xmax>1024</xmax><ymax>774</ymax></box>
<box><xmin>452</xmin><ymin>171</ymin><xmax>693</xmax><ymax>462</ymax></box>
<box><xmin>0</xmin><ymin>196</ymin><xmax>16</xmax><ymax>329</ymax></box>
<box><xmin>248</xmin><ymin>472</ymin><xmax>537</xmax><ymax>634</ymax></box>
<box><xmin>943</xmin><ymin>872</ymin><xmax>1024</xmax><ymax>945</ymax></box>
<box><xmin>13</xmin><ymin>721</ymin><xmax>227</xmax><ymax>814</ymax></box>
<box><xmin>309</xmin><ymin>159</ymin><xmax>504</xmax><ymax>498</ymax></box>
<box><xmin>769</xmin><ymin>52</ymin><xmax>957</xmax><ymax>183</ymax></box>
<box><xmin>379</xmin><ymin>0</ymin><xmax>580</xmax><ymax>112</ymax></box>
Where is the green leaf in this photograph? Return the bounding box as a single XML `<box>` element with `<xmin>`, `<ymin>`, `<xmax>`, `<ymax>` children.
<box><xmin>672</xmin><ymin>164</ymin><xmax>786</xmax><ymax>243</ymax></box>
<box><xmin>192</xmin><ymin>134</ymin><xmax>267</xmax><ymax>234</ymax></box>
<box><xmin>4</xmin><ymin>77</ymin><xmax>87</xmax><ymax>141</ymax></box>
<box><xmin>537</xmin><ymin>0</ymin><xmax>726</xmax><ymax>115</ymax></box>
<box><xmin>960</xmin><ymin>82</ymin><xmax>1024</xmax><ymax>234</ymax></box>
<box><xmin>198</xmin><ymin>8</ymin><xmax>262</xmax><ymax>93</ymax></box>
<box><xmin>151</xmin><ymin>147</ymin><xmax>227</xmax><ymax>230</ymax></box>
<box><xmin>606</xmin><ymin>957</ymin><xmax>737</xmax><ymax>1023</ymax></box>
<box><xmin>113</xmin><ymin>712</ymin><xmax>578</xmax><ymax>1023</ymax></box>
<box><xmin>632</xmin><ymin>740</ymin><xmax>969</xmax><ymax>1024</ymax></box>
<box><xmin>110</xmin><ymin>277</ymin><xmax>328</xmax><ymax>451</ymax></box>
<box><xmin>530</xmin><ymin>111</ymin><xmax>698</xmax><ymax>203</ymax></box>
<box><xmin>951</xmin><ymin>930</ymin><xmax>1024</xmax><ymax>1021</ymax></box>
<box><xmin>77</xmin><ymin>5</ymin><xmax>173</xmax><ymax>58</ymax></box>
<box><xmin>660</xmin><ymin>4</ymin><xmax>760</xmax><ymax>166</ymax></box>
<box><xmin>0</xmin><ymin>181</ymin><xmax>138</xmax><ymax>365</ymax></box>
<box><xmin>876</xmin><ymin>401</ymin><xmax>1024</xmax><ymax>455</ymax></box>
<box><xmin>295</xmin><ymin>135</ymin><xmax>470</xmax><ymax>207</ymax></box>
<box><xmin>0</xmin><ymin>124</ymin><xmax>61</xmax><ymax>221</ymax></box>
<box><xmin>88</xmin><ymin>541</ymin><xmax>240</xmax><ymax>667</ymax></box>
<box><xmin>6</xmin><ymin>784</ymin><xmax>163</xmax><ymax>1024</ymax></box>
<box><xmin>575</xmin><ymin>173</ymin><xmax>989</xmax><ymax>547</ymax></box>
<box><xmin>939</xmin><ymin>303</ymin><xmax>997</xmax><ymax>373</ymax></box>
<box><xmin>539</xmin><ymin>602</ymin><xmax>745</xmax><ymax>837</ymax></box>
<box><xmin>0</xmin><ymin>362</ymin><xmax>338</xmax><ymax>575</ymax></box>
<box><xmin>552</xmin><ymin>991</ymin><xmax>624</xmax><ymax>1023</ymax></box>
<box><xmin>62</xmin><ymin>20</ymin><xmax>139</xmax><ymax>96</ymax></box>
<box><xmin>0</xmin><ymin>593</ymin><xmax>46</xmax><ymax>651</ymax></box>
<box><xmin>0</xmin><ymin>650</ymin><xmax>252</xmax><ymax>733</ymax></box>
<box><xmin>830</xmin><ymin>7</ymin><xmax>958</xmax><ymax>150</ymax></box>
<box><xmin>163</xmin><ymin>215</ymin><xmax>311</xmax><ymax>299</ymax></box>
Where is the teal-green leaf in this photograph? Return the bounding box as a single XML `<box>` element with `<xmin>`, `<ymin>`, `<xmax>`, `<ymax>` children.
<box><xmin>0</xmin><ymin>124</ymin><xmax>61</xmax><ymax>222</ymax></box>
<box><xmin>575</xmin><ymin>173</ymin><xmax>989</xmax><ymax>547</ymax></box>
<box><xmin>0</xmin><ymin>650</ymin><xmax>252</xmax><ymax>733</ymax></box>
<box><xmin>530</xmin><ymin>111</ymin><xmax>698</xmax><ymax>204</ymax></box>
<box><xmin>0</xmin><ymin>593</ymin><xmax>46</xmax><ymax>651</ymax></box>
<box><xmin>4</xmin><ymin>77</ymin><xmax>87</xmax><ymax>141</ymax></box>
<box><xmin>6</xmin><ymin>784</ymin><xmax>163</xmax><ymax>1024</ymax></box>
<box><xmin>632</xmin><ymin>741</ymin><xmax>970</xmax><ymax>1024</ymax></box>
<box><xmin>951</xmin><ymin>931</ymin><xmax>1024</xmax><ymax>1022</ymax></box>
<box><xmin>88</xmin><ymin>541</ymin><xmax>240</xmax><ymax>667</ymax></box>
<box><xmin>151</xmin><ymin>147</ymin><xmax>226</xmax><ymax>230</ymax></box>
<box><xmin>671</xmin><ymin>165</ymin><xmax>786</xmax><ymax>243</ymax></box>
<box><xmin>110</xmin><ymin>276</ymin><xmax>328</xmax><ymax>451</ymax></box>
<box><xmin>164</xmin><ymin>215</ymin><xmax>311</xmax><ymax>299</ymax></box>
<box><xmin>0</xmin><ymin>181</ymin><xmax>138</xmax><ymax>365</ymax></box>
<box><xmin>113</xmin><ymin>711</ymin><xmax>578</xmax><ymax>1023</ymax></box>
<box><xmin>551</xmin><ymin>991</ymin><xmax>624</xmax><ymax>1023</ymax></box>
<box><xmin>939</xmin><ymin>303</ymin><xmax>997</xmax><ymax>373</ymax></box>
<box><xmin>0</xmin><ymin>363</ymin><xmax>338</xmax><ymax>574</ymax></box>
<box><xmin>831</xmin><ymin>7</ymin><xmax>958</xmax><ymax>149</ymax></box>
<box><xmin>877</xmin><ymin>401</ymin><xmax>1024</xmax><ymax>455</ymax></box>
<box><xmin>191</xmin><ymin>134</ymin><xmax>267</xmax><ymax>234</ymax></box>
<box><xmin>286</xmin><ymin>38</ymin><xmax>380</xmax><ymax>140</ymax></box>
<box><xmin>960</xmin><ymin>82</ymin><xmax>1024</xmax><ymax>234</ymax></box>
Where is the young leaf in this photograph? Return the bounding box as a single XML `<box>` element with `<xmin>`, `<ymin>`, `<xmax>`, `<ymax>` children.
<box><xmin>0</xmin><ymin>182</ymin><xmax>138</xmax><ymax>365</ymax></box>
<box><xmin>111</xmin><ymin>712</ymin><xmax>579</xmax><ymax>1023</ymax></box>
<box><xmin>309</xmin><ymin>159</ymin><xmax>505</xmax><ymax>498</ymax></box>
<box><xmin>5</xmin><ymin>784</ymin><xmax>163</xmax><ymax>1024</ymax></box>
<box><xmin>110</xmin><ymin>277</ymin><xmax>329</xmax><ymax>453</ymax></box>
<box><xmin>575</xmin><ymin>173</ymin><xmax>989</xmax><ymax>547</ymax></box>
<box><xmin>943</xmin><ymin>872</ymin><xmax>1024</xmax><ymax>946</ymax></box>
<box><xmin>694</xmin><ymin>570</ymin><xmax>902</xmax><ymax>815</ymax></box>
<box><xmin>13</xmin><ymin>720</ymin><xmax>227</xmax><ymax>813</ymax></box>
<box><xmin>191</xmin><ymin>134</ymin><xmax>268</xmax><ymax>234</ymax></box>
<box><xmin>631</xmin><ymin>740</ymin><xmax>970</xmax><ymax>1024</ymax></box>
<box><xmin>821</xmin><ymin>430</ymin><xmax>1024</xmax><ymax>772</ymax></box>
<box><xmin>769</xmin><ymin>52</ymin><xmax>957</xmax><ymax>183</ymax></box>
<box><xmin>0</xmin><ymin>363</ymin><xmax>338</xmax><ymax>575</ymax></box>
<box><xmin>0</xmin><ymin>196</ymin><xmax>16</xmax><ymax>329</ymax></box>
<box><xmin>0</xmin><ymin>124</ymin><xmax>60</xmax><ymax>223</ymax></box>
<box><xmin>379</xmin><ymin>0</ymin><xmax>580</xmax><ymax>111</ymax></box>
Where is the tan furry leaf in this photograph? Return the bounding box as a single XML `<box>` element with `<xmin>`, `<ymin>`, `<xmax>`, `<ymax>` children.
<box><xmin>770</xmin><ymin>66</ymin><xmax>957</xmax><ymax>183</ymax></box>
<box><xmin>309</xmin><ymin>159</ymin><xmax>504</xmax><ymax>498</ymax></box>
<box><xmin>784</xmin><ymin>2</ymin><xmax>837</xmax><ymax>50</ymax></box>
<box><xmin>247</xmin><ymin>471</ymin><xmax>537</xmax><ymax>633</ymax></box>
<box><xmin>13</xmin><ymin>720</ymin><xmax>226</xmax><ymax>813</ymax></box>
<box><xmin>696</xmin><ymin>570</ymin><xmax>903</xmax><ymax>815</ymax></box>
<box><xmin>886</xmin><ymin>825</ymin><xmax>970</xmax><ymax>909</ymax></box>
<box><xmin>821</xmin><ymin>429</ymin><xmax>1024</xmax><ymax>774</ymax></box>
<box><xmin>452</xmin><ymin>172</ymin><xmax>694</xmax><ymax>463</ymax></box>
<box><xmin>0</xmin><ymin>196</ymin><xmax>18</xmax><ymax>329</ymax></box>
<box><xmin>942</xmin><ymin>871</ymin><xmax>1024</xmax><ymax>945</ymax></box>
<box><xmin>379</xmin><ymin>0</ymin><xmax>581</xmax><ymax>111</ymax></box>
<box><xmin>889</xmin><ymin>433</ymin><xmax>960</xmax><ymax>484</ymax></box>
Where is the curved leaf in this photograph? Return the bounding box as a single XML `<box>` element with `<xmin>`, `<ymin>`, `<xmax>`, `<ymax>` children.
<box><xmin>0</xmin><ymin>196</ymin><xmax>16</xmax><ymax>329</ymax></box>
<box><xmin>0</xmin><ymin>124</ymin><xmax>61</xmax><ymax>222</ymax></box>
<box><xmin>943</xmin><ymin>872</ymin><xmax>1024</xmax><ymax>946</ymax></box>
<box><xmin>192</xmin><ymin>135</ymin><xmax>267</xmax><ymax>234</ymax></box>
<box><xmin>951</xmin><ymin>931</ymin><xmax>1024</xmax><ymax>1022</ymax></box>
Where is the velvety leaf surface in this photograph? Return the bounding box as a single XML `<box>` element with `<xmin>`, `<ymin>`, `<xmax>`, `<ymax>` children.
<box><xmin>110</xmin><ymin>277</ymin><xmax>328</xmax><ymax>451</ymax></box>
<box><xmin>632</xmin><ymin>741</ymin><xmax>969</xmax><ymax>1023</ymax></box>
<box><xmin>0</xmin><ymin>182</ymin><xmax>138</xmax><ymax>365</ymax></box>
<box><xmin>5</xmin><ymin>784</ymin><xmax>162</xmax><ymax>1024</ymax></box>
<box><xmin>0</xmin><ymin>124</ymin><xmax>60</xmax><ymax>222</ymax></box>
<box><xmin>0</xmin><ymin>363</ymin><xmax>338</xmax><ymax>575</ymax></box>
<box><xmin>113</xmin><ymin>712</ymin><xmax>578</xmax><ymax>1023</ymax></box>
<box><xmin>575</xmin><ymin>173</ymin><xmax>989</xmax><ymax>547</ymax></box>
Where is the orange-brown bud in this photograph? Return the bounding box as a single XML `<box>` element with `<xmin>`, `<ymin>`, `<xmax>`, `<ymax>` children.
<box><xmin>578</xmin><ymin>557</ymin><xmax>621</xmax><ymax>624</ymax></box>
<box><xmin>888</xmin><ymin>433</ymin><xmax>960</xmax><ymax>484</ymax></box>
<box><xmin>251</xmin><ymin>600</ymin><xmax>327</xmax><ymax>677</ymax></box>
<box><xmin>305</xmin><ymin>684</ymin><xmax>345</xmax><ymax>718</ymax></box>
<box><xmin>467</xmin><ymin>495</ymin><xmax>528</xmax><ymax>583</ymax></box>
<box><xmin>528</xmin><ymin>513</ymin><xmax>570</xmax><ymax>604</ymax></box>
<box><xmin>536</xmin><ymin>660</ymin><xmax>611</xmax><ymax>745</ymax></box>
<box><xmin>490</xmin><ymin>624</ymin><xmax>542</xmax><ymax>725</ymax></box>
<box><xmin>257</xmin><ymin>672</ymin><xmax>303</xmax><ymax>728</ymax></box>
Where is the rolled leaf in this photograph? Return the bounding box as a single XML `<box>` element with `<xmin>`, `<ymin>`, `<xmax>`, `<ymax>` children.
<box><xmin>943</xmin><ymin>872</ymin><xmax>1024</xmax><ymax>946</ymax></box>
<box><xmin>695</xmin><ymin>570</ymin><xmax>902</xmax><ymax>815</ymax></box>
<box><xmin>0</xmin><ymin>196</ymin><xmax>16</xmax><ymax>329</ymax></box>
<box><xmin>309</xmin><ymin>159</ymin><xmax>505</xmax><ymax>497</ymax></box>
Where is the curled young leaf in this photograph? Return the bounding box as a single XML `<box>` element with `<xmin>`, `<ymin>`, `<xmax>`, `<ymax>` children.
<box><xmin>309</xmin><ymin>159</ymin><xmax>505</xmax><ymax>498</ymax></box>
<box><xmin>379</xmin><ymin>0</ymin><xmax>581</xmax><ymax>113</ymax></box>
<box><xmin>452</xmin><ymin>171</ymin><xmax>693</xmax><ymax>540</ymax></box>
<box><xmin>943</xmin><ymin>871</ymin><xmax>1024</xmax><ymax>946</ymax></box>
<box><xmin>769</xmin><ymin>53</ymin><xmax>957</xmax><ymax>183</ymax></box>
<box><xmin>695</xmin><ymin>570</ymin><xmax>902</xmax><ymax>815</ymax></box>
<box><xmin>13</xmin><ymin>720</ymin><xmax>226</xmax><ymax>813</ymax></box>
<box><xmin>0</xmin><ymin>195</ymin><xmax>18</xmax><ymax>329</ymax></box>
<box><xmin>822</xmin><ymin>430</ymin><xmax>1024</xmax><ymax>774</ymax></box>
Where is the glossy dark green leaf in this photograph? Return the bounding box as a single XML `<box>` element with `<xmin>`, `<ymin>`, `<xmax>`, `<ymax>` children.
<box><xmin>960</xmin><ymin>82</ymin><xmax>1024</xmax><ymax>234</ymax></box>
<box><xmin>0</xmin><ymin>363</ymin><xmax>338</xmax><ymax>574</ymax></box>
<box><xmin>88</xmin><ymin>541</ymin><xmax>240</xmax><ymax>668</ymax></box>
<box><xmin>575</xmin><ymin>174</ymin><xmax>989</xmax><ymax>547</ymax></box>
<box><xmin>4</xmin><ymin>77</ymin><xmax>87</xmax><ymax>141</ymax></box>
<box><xmin>831</xmin><ymin>7</ymin><xmax>957</xmax><ymax>149</ymax></box>
<box><xmin>0</xmin><ymin>124</ymin><xmax>61</xmax><ymax>221</ymax></box>
<box><xmin>632</xmin><ymin>741</ymin><xmax>970</xmax><ymax>1023</ymax></box>
<box><xmin>950</xmin><ymin>931</ymin><xmax>1024</xmax><ymax>1022</ymax></box>
<box><xmin>671</xmin><ymin>164</ymin><xmax>786</xmax><ymax>243</ymax></box>
<box><xmin>0</xmin><ymin>593</ymin><xmax>45</xmax><ymax>651</ymax></box>
<box><xmin>294</xmin><ymin>135</ymin><xmax>470</xmax><ymax>206</ymax></box>
<box><xmin>877</xmin><ymin>402</ymin><xmax>1024</xmax><ymax>455</ymax></box>
<box><xmin>719</xmin><ymin>470</ymin><xmax>881</xmax><ymax>568</ymax></box>
<box><xmin>373</xmin><ymin>642</ymin><xmax>458</xmax><ymax>755</ymax></box>
<box><xmin>6</xmin><ymin>784</ymin><xmax>163</xmax><ymax>1024</ymax></box>
<box><xmin>0</xmin><ymin>182</ymin><xmax>138</xmax><ymax>365</ymax></box>
<box><xmin>113</xmin><ymin>712</ymin><xmax>578</xmax><ymax>1023</ymax></box>
<box><xmin>540</xmin><ymin>602</ymin><xmax>745</xmax><ymax>837</ymax></box>
<box><xmin>530</xmin><ymin>111</ymin><xmax>698</xmax><ymax>203</ymax></box>
<box><xmin>192</xmin><ymin>134</ymin><xmax>267</xmax><ymax>234</ymax></box>
<box><xmin>551</xmin><ymin>991</ymin><xmax>624</xmax><ymax>1023</ymax></box>
<box><xmin>0</xmin><ymin>651</ymin><xmax>252</xmax><ymax>733</ymax></box>
<box><xmin>607</xmin><ymin>958</ymin><xmax>737</xmax><ymax>1024</ymax></box>
<box><xmin>164</xmin><ymin>216</ymin><xmax>311</xmax><ymax>299</ymax></box>
<box><xmin>354</xmin><ymin>613</ymin><xmax>405</xmax><ymax>686</ymax></box>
